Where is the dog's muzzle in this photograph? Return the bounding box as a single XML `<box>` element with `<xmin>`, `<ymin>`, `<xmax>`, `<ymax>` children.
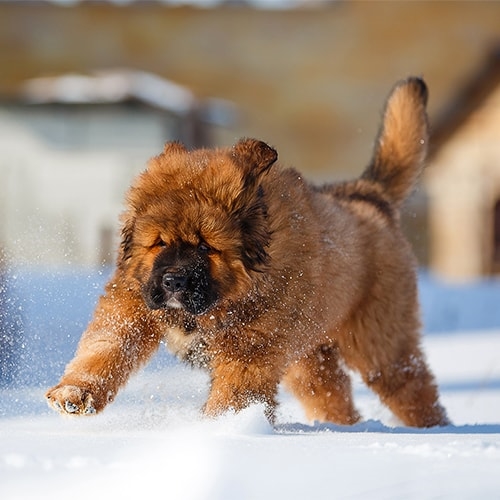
<box><xmin>161</xmin><ymin>273</ymin><xmax>188</xmax><ymax>310</ymax></box>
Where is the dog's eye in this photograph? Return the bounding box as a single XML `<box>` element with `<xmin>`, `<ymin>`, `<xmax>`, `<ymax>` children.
<box><xmin>155</xmin><ymin>239</ymin><xmax>167</xmax><ymax>248</ymax></box>
<box><xmin>198</xmin><ymin>242</ymin><xmax>212</xmax><ymax>254</ymax></box>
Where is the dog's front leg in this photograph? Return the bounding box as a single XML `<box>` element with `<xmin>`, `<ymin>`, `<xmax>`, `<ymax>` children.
<box><xmin>46</xmin><ymin>274</ymin><xmax>163</xmax><ymax>416</ymax></box>
<box><xmin>203</xmin><ymin>357</ymin><xmax>280</xmax><ymax>423</ymax></box>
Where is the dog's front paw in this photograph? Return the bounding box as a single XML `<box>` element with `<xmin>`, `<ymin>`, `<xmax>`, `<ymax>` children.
<box><xmin>46</xmin><ymin>385</ymin><xmax>98</xmax><ymax>416</ymax></box>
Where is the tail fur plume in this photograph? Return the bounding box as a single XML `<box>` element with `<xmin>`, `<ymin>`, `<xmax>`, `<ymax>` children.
<box><xmin>362</xmin><ymin>77</ymin><xmax>429</xmax><ymax>208</ymax></box>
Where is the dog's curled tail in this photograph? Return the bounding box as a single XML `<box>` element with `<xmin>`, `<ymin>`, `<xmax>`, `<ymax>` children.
<box><xmin>362</xmin><ymin>77</ymin><xmax>429</xmax><ymax>208</ymax></box>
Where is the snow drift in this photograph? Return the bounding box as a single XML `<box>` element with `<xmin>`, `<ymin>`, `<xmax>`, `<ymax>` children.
<box><xmin>1</xmin><ymin>268</ymin><xmax>499</xmax><ymax>499</ymax></box>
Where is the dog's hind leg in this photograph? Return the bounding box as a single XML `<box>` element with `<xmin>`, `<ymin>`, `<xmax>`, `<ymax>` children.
<box><xmin>339</xmin><ymin>314</ymin><xmax>449</xmax><ymax>428</ymax></box>
<box><xmin>359</xmin><ymin>348</ymin><xmax>450</xmax><ymax>428</ymax></box>
<box><xmin>282</xmin><ymin>344</ymin><xmax>361</xmax><ymax>425</ymax></box>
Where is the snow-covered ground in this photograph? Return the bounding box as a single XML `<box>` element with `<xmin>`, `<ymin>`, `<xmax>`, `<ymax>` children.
<box><xmin>1</xmin><ymin>269</ymin><xmax>500</xmax><ymax>499</ymax></box>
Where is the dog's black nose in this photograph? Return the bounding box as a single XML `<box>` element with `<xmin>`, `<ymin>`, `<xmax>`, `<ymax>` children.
<box><xmin>162</xmin><ymin>273</ymin><xmax>188</xmax><ymax>292</ymax></box>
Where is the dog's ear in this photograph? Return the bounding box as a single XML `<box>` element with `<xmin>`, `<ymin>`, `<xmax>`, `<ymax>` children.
<box><xmin>117</xmin><ymin>213</ymin><xmax>136</xmax><ymax>270</ymax></box>
<box><xmin>229</xmin><ymin>139</ymin><xmax>275</xmax><ymax>272</ymax></box>
<box><xmin>148</xmin><ymin>141</ymin><xmax>188</xmax><ymax>174</ymax></box>
<box><xmin>231</xmin><ymin>138</ymin><xmax>278</xmax><ymax>189</ymax></box>
<box><xmin>238</xmin><ymin>186</ymin><xmax>271</xmax><ymax>273</ymax></box>
<box><xmin>162</xmin><ymin>141</ymin><xmax>188</xmax><ymax>155</ymax></box>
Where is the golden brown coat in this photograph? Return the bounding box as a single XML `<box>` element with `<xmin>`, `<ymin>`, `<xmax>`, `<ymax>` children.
<box><xmin>47</xmin><ymin>77</ymin><xmax>448</xmax><ymax>427</ymax></box>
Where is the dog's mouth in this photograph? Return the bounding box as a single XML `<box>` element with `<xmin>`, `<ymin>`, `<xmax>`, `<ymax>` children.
<box><xmin>165</xmin><ymin>295</ymin><xmax>184</xmax><ymax>309</ymax></box>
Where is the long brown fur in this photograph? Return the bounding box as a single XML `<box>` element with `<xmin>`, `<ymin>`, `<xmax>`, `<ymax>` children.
<box><xmin>46</xmin><ymin>77</ymin><xmax>449</xmax><ymax>428</ymax></box>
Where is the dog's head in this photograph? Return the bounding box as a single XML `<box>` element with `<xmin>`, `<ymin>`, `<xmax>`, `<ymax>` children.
<box><xmin>118</xmin><ymin>138</ymin><xmax>277</xmax><ymax>315</ymax></box>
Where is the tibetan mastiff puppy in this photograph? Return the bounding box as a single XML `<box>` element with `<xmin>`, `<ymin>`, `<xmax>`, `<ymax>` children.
<box><xmin>47</xmin><ymin>77</ymin><xmax>449</xmax><ymax>427</ymax></box>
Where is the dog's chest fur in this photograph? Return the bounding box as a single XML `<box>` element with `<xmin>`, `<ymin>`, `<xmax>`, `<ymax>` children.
<box><xmin>163</xmin><ymin>325</ymin><xmax>210</xmax><ymax>368</ymax></box>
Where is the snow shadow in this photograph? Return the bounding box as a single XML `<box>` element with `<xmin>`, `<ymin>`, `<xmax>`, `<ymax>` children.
<box><xmin>439</xmin><ymin>379</ymin><xmax>500</xmax><ymax>392</ymax></box>
<box><xmin>275</xmin><ymin>420</ymin><xmax>500</xmax><ymax>435</ymax></box>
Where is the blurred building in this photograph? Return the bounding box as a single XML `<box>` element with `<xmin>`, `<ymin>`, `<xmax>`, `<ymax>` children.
<box><xmin>425</xmin><ymin>48</ymin><xmax>500</xmax><ymax>282</ymax></box>
<box><xmin>0</xmin><ymin>70</ymin><xmax>233</xmax><ymax>266</ymax></box>
<box><xmin>0</xmin><ymin>1</ymin><xmax>500</xmax><ymax>281</ymax></box>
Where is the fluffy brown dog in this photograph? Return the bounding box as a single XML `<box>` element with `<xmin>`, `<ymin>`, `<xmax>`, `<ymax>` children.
<box><xmin>46</xmin><ymin>77</ymin><xmax>449</xmax><ymax>427</ymax></box>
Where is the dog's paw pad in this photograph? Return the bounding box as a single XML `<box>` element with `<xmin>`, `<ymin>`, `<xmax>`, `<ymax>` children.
<box><xmin>84</xmin><ymin>404</ymin><xmax>96</xmax><ymax>415</ymax></box>
<box><xmin>64</xmin><ymin>401</ymin><xmax>79</xmax><ymax>414</ymax></box>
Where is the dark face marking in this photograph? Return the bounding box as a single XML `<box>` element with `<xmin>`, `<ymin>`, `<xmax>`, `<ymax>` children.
<box><xmin>142</xmin><ymin>242</ymin><xmax>219</xmax><ymax>316</ymax></box>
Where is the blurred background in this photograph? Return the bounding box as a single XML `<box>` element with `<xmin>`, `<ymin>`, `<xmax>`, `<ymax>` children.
<box><xmin>0</xmin><ymin>0</ymin><xmax>499</xmax><ymax>388</ymax></box>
